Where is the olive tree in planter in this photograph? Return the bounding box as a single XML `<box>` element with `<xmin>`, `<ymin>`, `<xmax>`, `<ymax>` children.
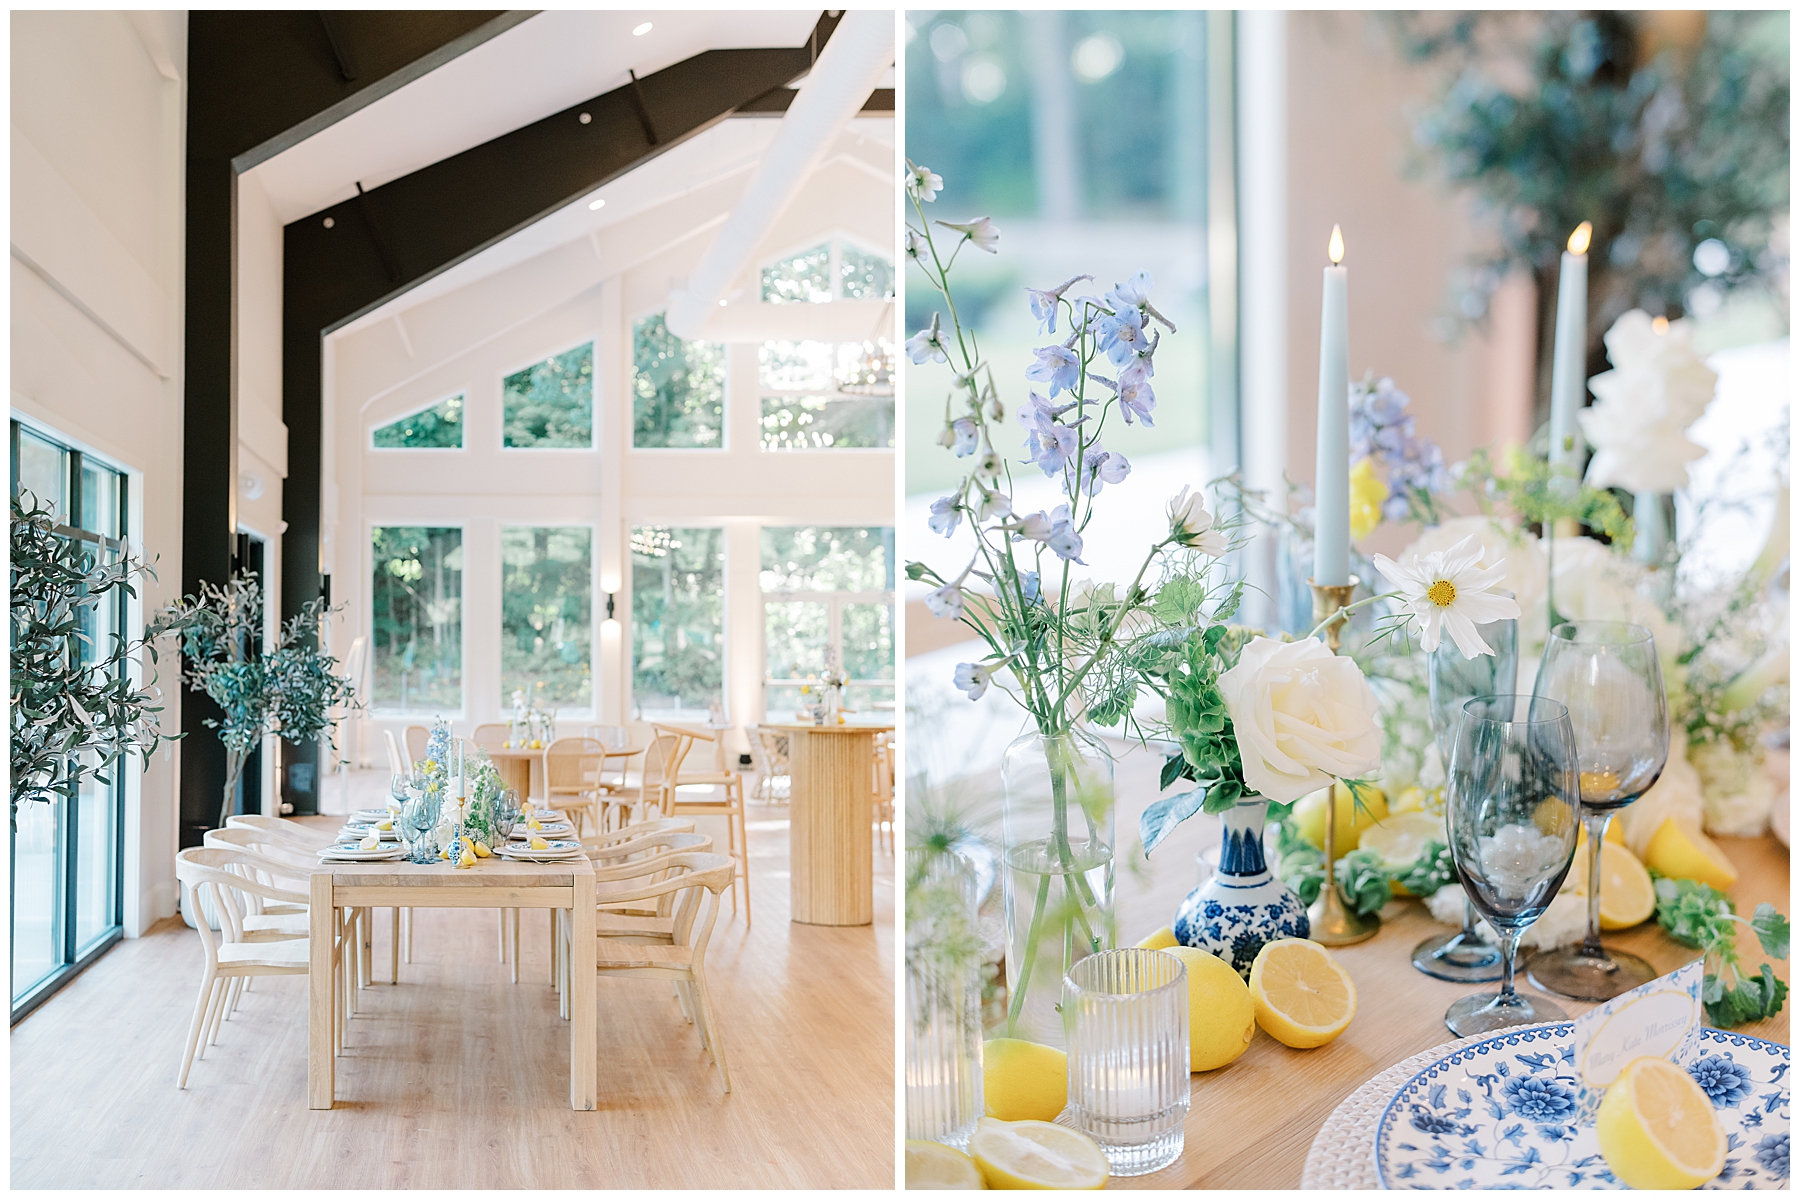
<box><xmin>10</xmin><ymin>493</ymin><xmax>174</xmax><ymax>827</ymax></box>
<box><xmin>151</xmin><ymin>573</ymin><xmax>359</xmax><ymax>829</ymax></box>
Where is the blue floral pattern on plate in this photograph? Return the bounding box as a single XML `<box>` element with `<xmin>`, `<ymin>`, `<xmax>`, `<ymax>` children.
<box><xmin>1375</xmin><ymin>1023</ymin><xmax>1791</xmax><ymax>1189</ymax></box>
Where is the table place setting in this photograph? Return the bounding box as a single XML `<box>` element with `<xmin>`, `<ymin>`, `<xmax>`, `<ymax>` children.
<box><xmin>902</xmin><ymin>157</ymin><xmax>1788</xmax><ymax>1191</ymax></box>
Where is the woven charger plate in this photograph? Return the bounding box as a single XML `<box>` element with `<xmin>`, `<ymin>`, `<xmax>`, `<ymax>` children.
<box><xmin>1300</xmin><ymin>1022</ymin><xmax>1563</xmax><ymax>1190</ymax></box>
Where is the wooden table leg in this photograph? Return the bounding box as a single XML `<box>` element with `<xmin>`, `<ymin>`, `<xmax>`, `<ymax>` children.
<box><xmin>308</xmin><ymin>870</ymin><xmax>335</xmax><ymax>1109</ymax></box>
<box><xmin>570</xmin><ymin>870</ymin><xmax>596</xmax><ymax>1110</ymax></box>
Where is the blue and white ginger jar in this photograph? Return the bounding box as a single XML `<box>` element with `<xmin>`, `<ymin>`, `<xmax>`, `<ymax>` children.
<box><xmin>1172</xmin><ymin>797</ymin><xmax>1309</xmax><ymax>980</ymax></box>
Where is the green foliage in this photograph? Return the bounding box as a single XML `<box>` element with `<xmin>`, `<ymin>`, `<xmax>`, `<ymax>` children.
<box><xmin>1267</xmin><ymin>818</ymin><xmax>1392</xmax><ymax>915</ymax></box>
<box><xmin>10</xmin><ymin>491</ymin><xmax>173</xmax><ymax>826</ymax></box>
<box><xmin>371</xmin><ymin>395</ymin><xmax>463</xmax><ymax>448</ymax></box>
<box><xmin>1461</xmin><ymin>446</ymin><xmax>1635</xmax><ymax>547</ymax></box>
<box><xmin>1653</xmin><ymin>875</ymin><xmax>1790</xmax><ymax>1027</ymax></box>
<box><xmin>631</xmin><ymin>526</ymin><xmax>724</xmax><ymax>713</ymax></box>
<box><xmin>632</xmin><ymin>315</ymin><xmax>723</xmax><ymax>448</ymax></box>
<box><xmin>151</xmin><ymin>573</ymin><xmax>358</xmax><ymax>828</ymax></box>
<box><xmin>1397</xmin><ymin>11</ymin><xmax>1789</xmax><ymax>328</ymax></box>
<box><xmin>370</xmin><ymin>526</ymin><xmax>462</xmax><ymax>711</ymax></box>
<box><xmin>1398</xmin><ymin>840</ymin><xmax>1457</xmax><ymax>898</ymax></box>
<box><xmin>500</xmin><ymin>526</ymin><xmax>591</xmax><ymax>708</ymax></box>
<box><xmin>760</xmin><ymin>526</ymin><xmax>895</xmax><ymax>591</ymax></box>
<box><xmin>504</xmin><ymin>342</ymin><xmax>593</xmax><ymax>448</ymax></box>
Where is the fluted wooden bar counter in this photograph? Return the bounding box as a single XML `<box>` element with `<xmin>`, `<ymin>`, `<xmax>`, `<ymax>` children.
<box><xmin>767</xmin><ymin>722</ymin><xmax>893</xmax><ymax>926</ymax></box>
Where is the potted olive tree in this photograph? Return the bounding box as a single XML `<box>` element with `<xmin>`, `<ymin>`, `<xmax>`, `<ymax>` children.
<box><xmin>152</xmin><ymin>573</ymin><xmax>358</xmax><ymax>829</ymax></box>
<box><xmin>10</xmin><ymin>492</ymin><xmax>174</xmax><ymax>827</ymax></box>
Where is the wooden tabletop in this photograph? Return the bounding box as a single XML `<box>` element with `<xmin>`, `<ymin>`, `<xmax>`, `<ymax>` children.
<box><xmin>1088</xmin><ymin>741</ymin><xmax>1790</xmax><ymax>1189</ymax></box>
<box><xmin>764</xmin><ymin>722</ymin><xmax>894</xmax><ymax>734</ymax></box>
<box><xmin>317</xmin><ymin>855</ymin><xmax>589</xmax><ymax>887</ymax></box>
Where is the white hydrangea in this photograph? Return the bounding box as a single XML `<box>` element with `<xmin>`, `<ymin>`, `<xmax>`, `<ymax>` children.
<box><xmin>1691</xmin><ymin>737</ymin><xmax>1775</xmax><ymax>837</ymax></box>
<box><xmin>1425</xmin><ymin>882</ymin><xmax>1587</xmax><ymax>951</ymax></box>
<box><xmin>1580</xmin><ymin>310</ymin><xmax>1717</xmax><ymax>494</ymax></box>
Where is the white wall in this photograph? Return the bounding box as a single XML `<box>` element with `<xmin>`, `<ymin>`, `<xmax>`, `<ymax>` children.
<box><xmin>10</xmin><ymin>10</ymin><xmax>187</xmax><ymax>933</ymax></box>
<box><xmin>327</xmin><ymin>135</ymin><xmax>895</xmax><ymax>764</ymax></box>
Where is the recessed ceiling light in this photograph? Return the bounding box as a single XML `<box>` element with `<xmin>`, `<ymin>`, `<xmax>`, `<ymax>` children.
<box><xmin>633</xmin><ymin>21</ymin><xmax>653</xmax><ymax>36</ymax></box>
<box><xmin>588</xmin><ymin>197</ymin><xmax>606</xmax><ymax>211</ymax></box>
<box><xmin>718</xmin><ymin>299</ymin><xmax>728</xmax><ymax>307</ymax></box>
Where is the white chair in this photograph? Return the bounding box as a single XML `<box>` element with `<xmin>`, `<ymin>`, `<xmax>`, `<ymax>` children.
<box><xmin>384</xmin><ymin>728</ymin><xmax>409</xmax><ymax>782</ymax></box>
<box><xmin>403</xmin><ymin>724</ymin><xmax>429</xmax><ymax>767</ymax></box>
<box><xmin>472</xmin><ymin>723</ymin><xmax>509</xmax><ymax>749</ymax></box>
<box><xmin>174</xmin><ymin>847</ymin><xmax>351</xmax><ymax>1088</ymax></box>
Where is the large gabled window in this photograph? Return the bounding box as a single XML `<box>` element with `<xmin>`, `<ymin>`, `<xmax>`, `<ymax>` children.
<box><xmin>371</xmin><ymin>394</ymin><xmax>464</xmax><ymax>449</ymax></box>
<box><xmin>503</xmin><ymin>342</ymin><xmax>594</xmax><ymax>449</ymax></box>
<box><xmin>632</xmin><ymin>314</ymin><xmax>725</xmax><ymax>449</ymax></box>
<box><xmin>760</xmin><ymin>239</ymin><xmax>895</xmax><ymax>304</ymax></box>
<box><xmin>759</xmin><ymin>340</ymin><xmax>895</xmax><ymax>450</ymax></box>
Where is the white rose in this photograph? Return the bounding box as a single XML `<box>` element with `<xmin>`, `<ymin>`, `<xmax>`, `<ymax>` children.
<box><xmin>1543</xmin><ymin>537</ymin><xmax>1682</xmax><ymax>670</ymax></box>
<box><xmin>1218</xmin><ymin>636</ymin><xmax>1383</xmax><ymax>804</ymax></box>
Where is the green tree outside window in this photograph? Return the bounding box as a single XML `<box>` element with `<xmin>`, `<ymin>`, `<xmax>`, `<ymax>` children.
<box><xmin>504</xmin><ymin>343</ymin><xmax>593</xmax><ymax>449</ymax></box>
<box><xmin>631</xmin><ymin>526</ymin><xmax>725</xmax><ymax>717</ymax></box>
<box><xmin>632</xmin><ymin>314</ymin><xmax>725</xmax><ymax>449</ymax></box>
<box><xmin>501</xmin><ymin>525</ymin><xmax>592</xmax><ymax>709</ymax></box>
<box><xmin>372</xmin><ymin>395</ymin><xmax>464</xmax><ymax>448</ymax></box>
<box><xmin>371</xmin><ymin>526</ymin><xmax>462</xmax><ymax>712</ymax></box>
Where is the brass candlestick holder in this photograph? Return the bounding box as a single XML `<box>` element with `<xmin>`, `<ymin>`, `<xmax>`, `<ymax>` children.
<box><xmin>1307</xmin><ymin>576</ymin><xmax>1379</xmax><ymax>946</ymax></box>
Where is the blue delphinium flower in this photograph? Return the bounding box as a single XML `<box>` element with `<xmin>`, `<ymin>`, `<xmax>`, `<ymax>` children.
<box><xmin>1348</xmin><ymin>375</ymin><xmax>1449</xmax><ymax>522</ymax></box>
<box><xmin>950</xmin><ymin>418</ymin><xmax>978</xmax><ymax>457</ymax></box>
<box><xmin>1022</xmin><ymin>274</ymin><xmax>1093</xmax><ymax>336</ymax></box>
<box><xmin>1098</xmin><ymin>305</ymin><xmax>1149</xmax><ymax>366</ymax></box>
<box><xmin>1502</xmin><ymin>1074</ymin><xmax>1575</xmax><ymax>1122</ymax></box>
<box><xmin>1020</xmin><ymin>392</ymin><xmax>1081</xmax><ymax>477</ymax></box>
<box><xmin>1116</xmin><ymin>358</ymin><xmax>1157</xmax><ymax>426</ymax></box>
<box><xmin>1024</xmin><ymin>344</ymin><xmax>1081</xmax><ymax>398</ymax></box>
<box><xmin>928</xmin><ymin>494</ymin><xmax>961</xmax><ymax>537</ymax></box>
<box><xmin>1019</xmin><ymin>570</ymin><xmax>1042</xmax><ymax>606</ymax></box>
<box><xmin>1689</xmin><ymin>1054</ymin><xmax>1755</xmax><ymax>1108</ymax></box>
<box><xmin>1046</xmin><ymin>505</ymin><xmax>1084</xmax><ymax>563</ymax></box>
<box><xmin>1753</xmin><ymin>1133</ymin><xmax>1788</xmax><ymax>1179</ymax></box>
<box><xmin>1068</xmin><ymin>445</ymin><xmax>1130</xmax><ymax>498</ymax></box>
<box><xmin>906</xmin><ymin>313</ymin><xmax>949</xmax><ymax>365</ymax></box>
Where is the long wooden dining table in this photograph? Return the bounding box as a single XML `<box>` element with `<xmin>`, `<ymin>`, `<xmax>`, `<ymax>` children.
<box><xmin>307</xmin><ymin>855</ymin><xmax>597</xmax><ymax>1110</ymax></box>
<box><xmin>485</xmin><ymin>743</ymin><xmax>643</xmax><ymax>804</ymax></box>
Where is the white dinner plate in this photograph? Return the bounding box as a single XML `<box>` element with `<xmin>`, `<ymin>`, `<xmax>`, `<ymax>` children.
<box><xmin>1374</xmin><ymin>1021</ymin><xmax>1790</xmax><ymax>1189</ymax></box>
<box><xmin>353</xmin><ymin>808</ymin><xmax>396</xmax><ymax>821</ymax></box>
<box><xmin>340</xmin><ymin>825</ymin><xmax>400</xmax><ymax>841</ymax></box>
<box><xmin>318</xmin><ymin>846</ymin><xmax>406</xmax><ymax>862</ymax></box>
<box><xmin>497</xmin><ymin>840</ymin><xmax>583</xmax><ymax>861</ymax></box>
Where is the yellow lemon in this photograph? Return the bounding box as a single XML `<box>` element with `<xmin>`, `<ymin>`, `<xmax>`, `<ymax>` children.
<box><xmin>906</xmin><ymin>1140</ymin><xmax>986</xmax><ymax>1190</ymax></box>
<box><xmin>1248</xmin><ymin>938</ymin><xmax>1357</xmax><ymax>1049</ymax></box>
<box><xmin>1162</xmin><ymin>946</ymin><xmax>1255</xmax><ymax>1071</ymax></box>
<box><xmin>1389</xmin><ymin>785</ymin><xmax>1428</xmax><ymax>814</ymax></box>
<box><xmin>473</xmin><ymin>841</ymin><xmax>492</xmax><ymax>858</ymax></box>
<box><xmin>527</xmin><ymin>816</ymin><xmax>544</xmax><ymax>831</ymax></box>
<box><xmin>1293</xmin><ymin>782</ymin><xmax>1387</xmax><ymax>859</ymax></box>
<box><xmin>981</xmin><ymin>1038</ymin><xmax>1068</xmax><ymax>1124</ymax></box>
<box><xmin>1645</xmin><ymin>815</ymin><xmax>1739</xmax><ymax>891</ymax></box>
<box><xmin>967</xmin><ymin>1118</ymin><xmax>1107</xmax><ymax>1190</ymax></box>
<box><xmin>456</xmin><ymin>848</ymin><xmax>475</xmax><ymax>868</ymax></box>
<box><xmin>375</xmin><ymin>818</ymin><xmax>393</xmax><ymax>831</ymax></box>
<box><xmin>1595</xmin><ymin>1056</ymin><xmax>1725</xmax><ymax>1189</ymax></box>
<box><xmin>1359</xmin><ymin>811</ymin><xmax>1443</xmax><ymax>897</ymax></box>
<box><xmin>1566</xmin><ymin>838</ymin><xmax>1656</xmax><ymax>929</ymax></box>
<box><xmin>1134</xmin><ymin>926</ymin><xmax>1179</xmax><ymax>950</ymax></box>
<box><xmin>529</xmin><ymin>835</ymin><xmax>550</xmax><ymax>851</ymax></box>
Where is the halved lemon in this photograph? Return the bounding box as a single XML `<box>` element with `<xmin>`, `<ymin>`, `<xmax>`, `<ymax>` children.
<box><xmin>1248</xmin><ymin>938</ymin><xmax>1356</xmax><ymax>1049</ymax></box>
<box><xmin>1644</xmin><ymin>814</ymin><xmax>1739</xmax><ymax>891</ymax></box>
<box><xmin>1134</xmin><ymin>926</ymin><xmax>1179</xmax><ymax>950</ymax></box>
<box><xmin>905</xmin><ymin>1140</ymin><xmax>986</xmax><ymax>1190</ymax></box>
<box><xmin>967</xmin><ymin>1118</ymin><xmax>1107</xmax><ymax>1190</ymax></box>
<box><xmin>1565</xmin><ymin>838</ymin><xmax>1656</xmax><ymax>929</ymax></box>
<box><xmin>1595</xmin><ymin>1056</ymin><xmax>1725</xmax><ymax>1189</ymax></box>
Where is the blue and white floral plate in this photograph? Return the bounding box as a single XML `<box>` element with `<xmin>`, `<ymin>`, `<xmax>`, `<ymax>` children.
<box><xmin>1375</xmin><ymin>1022</ymin><xmax>1790</xmax><ymax>1189</ymax></box>
<box><xmin>496</xmin><ymin>839</ymin><xmax>582</xmax><ymax>861</ymax></box>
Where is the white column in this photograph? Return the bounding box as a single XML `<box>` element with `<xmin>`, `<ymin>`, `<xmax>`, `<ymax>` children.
<box><xmin>724</xmin><ymin>518</ymin><xmax>764</xmax><ymax>761</ymax></box>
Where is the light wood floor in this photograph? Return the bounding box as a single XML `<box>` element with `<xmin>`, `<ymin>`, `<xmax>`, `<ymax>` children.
<box><xmin>12</xmin><ymin>776</ymin><xmax>895</xmax><ymax>1189</ymax></box>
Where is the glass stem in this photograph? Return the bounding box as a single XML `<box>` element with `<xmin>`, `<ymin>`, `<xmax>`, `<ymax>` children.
<box><xmin>1497</xmin><ymin>925</ymin><xmax>1525</xmax><ymax>1003</ymax></box>
<box><xmin>1460</xmin><ymin>896</ymin><xmax>1480</xmax><ymax>940</ymax></box>
<box><xmin>1582</xmin><ymin>811</ymin><xmax>1610</xmax><ymax>953</ymax></box>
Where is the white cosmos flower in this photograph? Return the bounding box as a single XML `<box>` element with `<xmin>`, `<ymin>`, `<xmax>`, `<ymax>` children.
<box><xmin>1166</xmin><ymin>485</ymin><xmax>1228</xmax><ymax>555</ymax></box>
<box><xmin>936</xmin><ymin>216</ymin><xmax>999</xmax><ymax>254</ymax></box>
<box><xmin>1372</xmin><ymin>534</ymin><xmax>1522</xmax><ymax>658</ymax></box>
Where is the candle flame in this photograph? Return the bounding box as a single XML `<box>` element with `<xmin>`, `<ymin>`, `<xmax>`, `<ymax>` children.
<box><xmin>1328</xmin><ymin>225</ymin><xmax>1345</xmax><ymax>265</ymax></box>
<box><xmin>1568</xmin><ymin>221</ymin><xmax>1592</xmax><ymax>255</ymax></box>
<box><xmin>1652</xmin><ymin>315</ymin><xmax>1670</xmax><ymax>334</ymax></box>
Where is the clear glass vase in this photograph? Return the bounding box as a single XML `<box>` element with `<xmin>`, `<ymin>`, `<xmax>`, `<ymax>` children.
<box><xmin>904</xmin><ymin>847</ymin><xmax>984</xmax><ymax>1149</ymax></box>
<box><xmin>999</xmin><ymin>727</ymin><xmax>1115</xmax><ymax>1048</ymax></box>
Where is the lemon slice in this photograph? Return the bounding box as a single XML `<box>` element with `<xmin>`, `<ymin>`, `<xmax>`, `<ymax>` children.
<box><xmin>529</xmin><ymin>835</ymin><xmax>549</xmax><ymax>851</ymax></box>
<box><xmin>473</xmin><ymin>841</ymin><xmax>492</xmax><ymax>858</ymax></box>
<box><xmin>358</xmin><ymin>832</ymin><xmax>381</xmax><ymax>851</ymax></box>
<box><xmin>981</xmin><ymin>1038</ymin><xmax>1067</xmax><ymax>1123</ymax></box>
<box><xmin>456</xmin><ymin>847</ymin><xmax>476</xmax><ymax>868</ymax></box>
<box><xmin>1134</xmin><ymin>926</ymin><xmax>1179</xmax><ymax>950</ymax></box>
<box><xmin>968</xmin><ymin>1118</ymin><xmax>1107</xmax><ymax>1190</ymax></box>
<box><xmin>1566</xmin><ymin>838</ymin><xmax>1656</xmax><ymax>929</ymax></box>
<box><xmin>1248</xmin><ymin>938</ymin><xmax>1356</xmax><ymax>1049</ymax></box>
<box><xmin>1596</xmin><ymin>1056</ymin><xmax>1725</xmax><ymax>1189</ymax></box>
<box><xmin>375</xmin><ymin>818</ymin><xmax>394</xmax><ymax>831</ymax></box>
<box><xmin>1644</xmin><ymin>815</ymin><xmax>1739</xmax><ymax>891</ymax></box>
<box><xmin>905</xmin><ymin>1141</ymin><xmax>986</xmax><ymax>1190</ymax></box>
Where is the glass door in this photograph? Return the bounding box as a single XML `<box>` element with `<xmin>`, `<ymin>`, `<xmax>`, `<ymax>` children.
<box><xmin>762</xmin><ymin>594</ymin><xmax>895</xmax><ymax>723</ymax></box>
<box><xmin>11</xmin><ymin>421</ymin><xmax>129</xmax><ymax>1022</ymax></box>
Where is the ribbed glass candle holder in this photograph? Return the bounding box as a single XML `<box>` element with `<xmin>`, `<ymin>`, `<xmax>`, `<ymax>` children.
<box><xmin>1062</xmin><ymin>948</ymin><xmax>1189</xmax><ymax>1177</ymax></box>
<box><xmin>904</xmin><ymin>848</ymin><xmax>984</xmax><ymax>1149</ymax></box>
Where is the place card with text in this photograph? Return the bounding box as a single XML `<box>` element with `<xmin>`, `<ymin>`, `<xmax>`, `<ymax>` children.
<box><xmin>1571</xmin><ymin>959</ymin><xmax>1706</xmax><ymax>1123</ymax></box>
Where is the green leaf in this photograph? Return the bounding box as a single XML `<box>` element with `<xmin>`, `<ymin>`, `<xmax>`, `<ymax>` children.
<box><xmin>1751</xmin><ymin>903</ymin><xmax>1789</xmax><ymax>960</ymax></box>
<box><xmin>1139</xmin><ymin>787</ymin><xmax>1208</xmax><ymax>856</ymax></box>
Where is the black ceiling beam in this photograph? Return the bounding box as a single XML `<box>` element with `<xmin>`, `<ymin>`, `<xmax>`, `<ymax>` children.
<box><xmin>735</xmin><ymin>86</ymin><xmax>894</xmax><ymax>116</ymax></box>
<box><xmin>182</xmin><ymin>10</ymin><xmax>520</xmax><ymax>837</ymax></box>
